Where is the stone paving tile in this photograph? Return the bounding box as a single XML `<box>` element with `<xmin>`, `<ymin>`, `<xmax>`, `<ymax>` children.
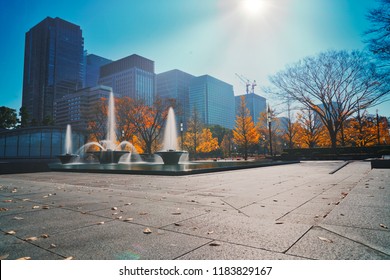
<box><xmin>33</xmin><ymin>220</ymin><xmax>210</xmax><ymax>260</ymax></box>
<box><xmin>286</xmin><ymin>226</ymin><xmax>390</xmax><ymax>260</ymax></box>
<box><xmin>177</xmin><ymin>241</ymin><xmax>308</xmax><ymax>260</ymax></box>
<box><xmin>163</xmin><ymin>211</ymin><xmax>311</xmax><ymax>253</ymax></box>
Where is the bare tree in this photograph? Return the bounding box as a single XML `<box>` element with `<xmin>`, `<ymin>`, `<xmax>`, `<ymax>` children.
<box><xmin>268</xmin><ymin>50</ymin><xmax>389</xmax><ymax>149</ymax></box>
<box><xmin>365</xmin><ymin>0</ymin><xmax>390</xmax><ymax>73</ymax></box>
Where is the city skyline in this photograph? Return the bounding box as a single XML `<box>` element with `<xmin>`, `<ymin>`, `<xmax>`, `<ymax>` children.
<box><xmin>1</xmin><ymin>0</ymin><xmax>388</xmax><ymax>117</ymax></box>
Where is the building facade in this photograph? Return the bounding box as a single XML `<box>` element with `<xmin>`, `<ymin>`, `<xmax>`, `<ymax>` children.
<box><xmin>189</xmin><ymin>75</ymin><xmax>235</xmax><ymax>129</ymax></box>
<box><xmin>156</xmin><ymin>69</ymin><xmax>195</xmax><ymax>130</ymax></box>
<box><xmin>235</xmin><ymin>93</ymin><xmax>266</xmax><ymax>125</ymax></box>
<box><xmin>55</xmin><ymin>85</ymin><xmax>113</xmax><ymax>131</ymax></box>
<box><xmin>22</xmin><ymin>17</ymin><xmax>85</xmax><ymax>125</ymax></box>
<box><xmin>85</xmin><ymin>54</ymin><xmax>112</xmax><ymax>88</ymax></box>
<box><xmin>99</xmin><ymin>54</ymin><xmax>155</xmax><ymax>106</ymax></box>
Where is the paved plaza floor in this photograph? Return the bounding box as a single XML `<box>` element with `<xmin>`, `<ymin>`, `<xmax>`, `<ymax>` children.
<box><xmin>0</xmin><ymin>160</ymin><xmax>389</xmax><ymax>260</ymax></box>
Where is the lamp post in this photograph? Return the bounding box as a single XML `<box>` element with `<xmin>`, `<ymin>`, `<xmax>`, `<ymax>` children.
<box><xmin>267</xmin><ymin>105</ymin><xmax>273</xmax><ymax>157</ymax></box>
<box><xmin>376</xmin><ymin>109</ymin><xmax>380</xmax><ymax>145</ymax></box>
<box><xmin>180</xmin><ymin>121</ymin><xmax>184</xmax><ymax>150</ymax></box>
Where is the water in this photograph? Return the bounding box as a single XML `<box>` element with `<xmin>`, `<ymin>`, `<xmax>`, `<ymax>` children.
<box><xmin>106</xmin><ymin>91</ymin><xmax>117</xmax><ymax>150</ymax></box>
<box><xmin>65</xmin><ymin>124</ymin><xmax>72</xmax><ymax>154</ymax></box>
<box><xmin>162</xmin><ymin>107</ymin><xmax>179</xmax><ymax>151</ymax></box>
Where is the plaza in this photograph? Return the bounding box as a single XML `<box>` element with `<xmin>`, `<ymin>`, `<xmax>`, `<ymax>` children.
<box><xmin>0</xmin><ymin>160</ymin><xmax>389</xmax><ymax>260</ymax></box>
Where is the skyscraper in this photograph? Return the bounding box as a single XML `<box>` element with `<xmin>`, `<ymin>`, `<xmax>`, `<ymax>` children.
<box><xmin>189</xmin><ymin>75</ymin><xmax>235</xmax><ymax>129</ymax></box>
<box><xmin>99</xmin><ymin>54</ymin><xmax>155</xmax><ymax>106</ymax></box>
<box><xmin>156</xmin><ymin>69</ymin><xmax>195</xmax><ymax>129</ymax></box>
<box><xmin>22</xmin><ymin>17</ymin><xmax>84</xmax><ymax>125</ymax></box>
<box><xmin>85</xmin><ymin>54</ymin><xmax>112</xmax><ymax>88</ymax></box>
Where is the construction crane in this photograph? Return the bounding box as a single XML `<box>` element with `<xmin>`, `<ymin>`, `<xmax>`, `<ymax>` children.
<box><xmin>235</xmin><ymin>73</ymin><xmax>256</xmax><ymax>94</ymax></box>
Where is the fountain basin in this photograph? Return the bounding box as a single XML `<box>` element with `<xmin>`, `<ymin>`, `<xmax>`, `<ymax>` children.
<box><xmin>58</xmin><ymin>154</ymin><xmax>79</xmax><ymax>164</ymax></box>
<box><xmin>155</xmin><ymin>150</ymin><xmax>188</xmax><ymax>165</ymax></box>
<box><xmin>89</xmin><ymin>150</ymin><xmax>130</xmax><ymax>164</ymax></box>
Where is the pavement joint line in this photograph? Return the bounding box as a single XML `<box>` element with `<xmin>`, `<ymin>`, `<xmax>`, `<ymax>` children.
<box><xmin>220</xmin><ymin>199</ymin><xmax>250</xmax><ymax>217</ymax></box>
<box><xmin>283</xmin><ymin>225</ymin><xmax>314</xmax><ymax>254</ymax></box>
<box><xmin>173</xmin><ymin>240</ymin><xmax>216</xmax><ymax>260</ymax></box>
<box><xmin>315</xmin><ymin>225</ymin><xmax>390</xmax><ymax>257</ymax></box>
<box><xmin>0</xmin><ymin>230</ymin><xmax>69</xmax><ymax>259</ymax></box>
<box><xmin>329</xmin><ymin>161</ymin><xmax>351</xmax><ymax>174</ymax></box>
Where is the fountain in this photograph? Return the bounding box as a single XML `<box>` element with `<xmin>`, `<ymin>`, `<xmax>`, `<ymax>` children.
<box><xmin>57</xmin><ymin>124</ymin><xmax>79</xmax><ymax>164</ymax></box>
<box><xmin>155</xmin><ymin>107</ymin><xmax>188</xmax><ymax>165</ymax></box>
<box><xmin>52</xmin><ymin>97</ymin><xmax>299</xmax><ymax>175</ymax></box>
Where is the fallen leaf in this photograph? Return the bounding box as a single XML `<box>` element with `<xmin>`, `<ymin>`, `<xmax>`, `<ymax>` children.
<box><xmin>42</xmin><ymin>205</ymin><xmax>50</xmax><ymax>209</ymax></box>
<box><xmin>207</xmin><ymin>231</ymin><xmax>214</xmax><ymax>234</ymax></box>
<box><xmin>41</xmin><ymin>234</ymin><xmax>49</xmax><ymax>238</ymax></box>
<box><xmin>6</xmin><ymin>230</ymin><xmax>16</xmax><ymax>235</ymax></box>
<box><xmin>12</xmin><ymin>216</ymin><xmax>24</xmax><ymax>220</ymax></box>
<box><xmin>125</xmin><ymin>203</ymin><xmax>132</xmax><ymax>205</ymax></box>
<box><xmin>32</xmin><ymin>206</ymin><xmax>40</xmax><ymax>209</ymax></box>
<box><xmin>12</xmin><ymin>189</ymin><xmax>17</xmax><ymax>193</ymax></box>
<box><xmin>4</xmin><ymin>200</ymin><xmax>12</xmax><ymax>203</ymax></box>
<box><xmin>97</xmin><ymin>221</ymin><xmax>104</xmax><ymax>225</ymax></box>
<box><xmin>273</xmin><ymin>200</ymin><xmax>278</xmax><ymax>202</ymax></box>
<box><xmin>124</xmin><ymin>218</ymin><xmax>133</xmax><ymax>222</ymax></box>
<box><xmin>143</xmin><ymin>228</ymin><xmax>152</xmax><ymax>234</ymax></box>
<box><xmin>64</xmin><ymin>256</ymin><xmax>74</xmax><ymax>260</ymax></box>
<box><xmin>275</xmin><ymin>221</ymin><xmax>284</xmax><ymax>224</ymax></box>
<box><xmin>22</xmin><ymin>198</ymin><xmax>30</xmax><ymax>201</ymax></box>
<box><xmin>17</xmin><ymin>257</ymin><xmax>31</xmax><ymax>260</ymax></box>
<box><xmin>0</xmin><ymin>254</ymin><xmax>9</xmax><ymax>260</ymax></box>
<box><xmin>25</xmin><ymin>236</ymin><xmax>38</xmax><ymax>241</ymax></box>
<box><xmin>209</xmin><ymin>242</ymin><xmax>221</xmax><ymax>246</ymax></box>
<box><xmin>171</xmin><ymin>212</ymin><xmax>181</xmax><ymax>215</ymax></box>
<box><xmin>111</xmin><ymin>207</ymin><xmax>117</xmax><ymax>210</ymax></box>
<box><xmin>49</xmin><ymin>244</ymin><xmax>57</xmax><ymax>249</ymax></box>
<box><xmin>318</xmin><ymin>236</ymin><xmax>333</xmax><ymax>243</ymax></box>
<box><xmin>174</xmin><ymin>223</ymin><xmax>182</xmax><ymax>226</ymax></box>
<box><xmin>116</xmin><ymin>216</ymin><xmax>122</xmax><ymax>219</ymax></box>
<box><xmin>379</xmin><ymin>223</ymin><xmax>388</xmax><ymax>229</ymax></box>
<box><xmin>139</xmin><ymin>212</ymin><xmax>148</xmax><ymax>215</ymax></box>
<box><xmin>0</xmin><ymin>207</ymin><xmax>8</xmax><ymax>211</ymax></box>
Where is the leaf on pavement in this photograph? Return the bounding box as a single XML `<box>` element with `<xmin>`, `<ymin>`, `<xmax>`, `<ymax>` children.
<box><xmin>6</xmin><ymin>230</ymin><xmax>16</xmax><ymax>235</ymax></box>
<box><xmin>124</xmin><ymin>218</ymin><xmax>133</xmax><ymax>222</ymax></box>
<box><xmin>0</xmin><ymin>254</ymin><xmax>9</xmax><ymax>260</ymax></box>
<box><xmin>379</xmin><ymin>223</ymin><xmax>388</xmax><ymax>229</ymax></box>
<box><xmin>25</xmin><ymin>236</ymin><xmax>38</xmax><ymax>241</ymax></box>
<box><xmin>143</xmin><ymin>228</ymin><xmax>152</xmax><ymax>234</ymax></box>
<box><xmin>318</xmin><ymin>236</ymin><xmax>333</xmax><ymax>243</ymax></box>
<box><xmin>17</xmin><ymin>256</ymin><xmax>31</xmax><ymax>260</ymax></box>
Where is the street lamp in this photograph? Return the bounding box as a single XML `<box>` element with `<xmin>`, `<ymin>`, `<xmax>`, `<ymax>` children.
<box><xmin>180</xmin><ymin>121</ymin><xmax>184</xmax><ymax>150</ymax></box>
<box><xmin>267</xmin><ymin>105</ymin><xmax>273</xmax><ymax>156</ymax></box>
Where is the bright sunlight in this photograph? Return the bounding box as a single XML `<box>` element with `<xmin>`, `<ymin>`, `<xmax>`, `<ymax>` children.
<box><xmin>241</xmin><ymin>0</ymin><xmax>267</xmax><ymax>16</ymax></box>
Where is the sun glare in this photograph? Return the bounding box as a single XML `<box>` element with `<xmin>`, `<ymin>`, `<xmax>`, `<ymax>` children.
<box><xmin>241</xmin><ymin>0</ymin><xmax>266</xmax><ymax>16</ymax></box>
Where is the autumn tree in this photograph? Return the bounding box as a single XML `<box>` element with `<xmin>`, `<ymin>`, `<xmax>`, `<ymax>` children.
<box><xmin>183</xmin><ymin>108</ymin><xmax>203</xmax><ymax>159</ymax></box>
<box><xmin>293</xmin><ymin>108</ymin><xmax>325</xmax><ymax>148</ymax></box>
<box><xmin>220</xmin><ymin>132</ymin><xmax>233</xmax><ymax>158</ymax></box>
<box><xmin>268</xmin><ymin>50</ymin><xmax>389</xmax><ymax>150</ymax></box>
<box><xmin>233</xmin><ymin>96</ymin><xmax>260</xmax><ymax>160</ymax></box>
<box><xmin>198</xmin><ymin>128</ymin><xmax>219</xmax><ymax>153</ymax></box>
<box><xmin>87</xmin><ymin>97</ymin><xmax>109</xmax><ymax>144</ymax></box>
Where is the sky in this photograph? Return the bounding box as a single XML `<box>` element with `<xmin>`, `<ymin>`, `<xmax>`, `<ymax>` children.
<box><xmin>0</xmin><ymin>0</ymin><xmax>389</xmax><ymax>117</ymax></box>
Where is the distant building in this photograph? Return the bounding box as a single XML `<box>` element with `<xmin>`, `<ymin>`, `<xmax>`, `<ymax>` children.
<box><xmin>189</xmin><ymin>75</ymin><xmax>235</xmax><ymax>129</ymax></box>
<box><xmin>156</xmin><ymin>69</ymin><xmax>195</xmax><ymax>130</ymax></box>
<box><xmin>22</xmin><ymin>17</ymin><xmax>85</xmax><ymax>125</ymax></box>
<box><xmin>55</xmin><ymin>85</ymin><xmax>113</xmax><ymax>131</ymax></box>
<box><xmin>85</xmin><ymin>54</ymin><xmax>112</xmax><ymax>88</ymax></box>
<box><xmin>99</xmin><ymin>54</ymin><xmax>155</xmax><ymax>106</ymax></box>
<box><xmin>235</xmin><ymin>93</ymin><xmax>266</xmax><ymax>125</ymax></box>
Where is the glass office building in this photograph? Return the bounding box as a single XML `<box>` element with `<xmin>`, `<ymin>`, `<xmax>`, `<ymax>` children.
<box><xmin>22</xmin><ymin>17</ymin><xmax>84</xmax><ymax>124</ymax></box>
<box><xmin>235</xmin><ymin>93</ymin><xmax>266</xmax><ymax>125</ymax></box>
<box><xmin>156</xmin><ymin>69</ymin><xmax>195</xmax><ymax>130</ymax></box>
<box><xmin>189</xmin><ymin>75</ymin><xmax>235</xmax><ymax>129</ymax></box>
<box><xmin>85</xmin><ymin>54</ymin><xmax>112</xmax><ymax>88</ymax></box>
<box><xmin>99</xmin><ymin>54</ymin><xmax>155</xmax><ymax>106</ymax></box>
<box><xmin>0</xmin><ymin>127</ymin><xmax>85</xmax><ymax>159</ymax></box>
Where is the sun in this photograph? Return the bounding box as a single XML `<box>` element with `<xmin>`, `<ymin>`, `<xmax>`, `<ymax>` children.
<box><xmin>241</xmin><ymin>0</ymin><xmax>266</xmax><ymax>16</ymax></box>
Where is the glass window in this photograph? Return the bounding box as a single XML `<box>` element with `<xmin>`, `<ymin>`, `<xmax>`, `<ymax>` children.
<box><xmin>0</xmin><ymin>136</ymin><xmax>5</xmax><ymax>157</ymax></box>
<box><xmin>41</xmin><ymin>132</ymin><xmax>52</xmax><ymax>157</ymax></box>
<box><xmin>30</xmin><ymin>132</ymin><xmax>41</xmax><ymax>157</ymax></box>
<box><xmin>52</xmin><ymin>131</ymin><xmax>62</xmax><ymax>156</ymax></box>
<box><xmin>18</xmin><ymin>133</ymin><xmax>30</xmax><ymax>157</ymax></box>
<box><xmin>5</xmin><ymin>135</ymin><xmax>18</xmax><ymax>157</ymax></box>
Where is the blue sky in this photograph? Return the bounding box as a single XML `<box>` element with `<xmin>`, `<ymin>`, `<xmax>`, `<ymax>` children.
<box><xmin>0</xmin><ymin>0</ymin><xmax>388</xmax><ymax>116</ymax></box>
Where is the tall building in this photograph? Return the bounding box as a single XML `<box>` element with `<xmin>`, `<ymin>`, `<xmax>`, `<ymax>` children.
<box><xmin>99</xmin><ymin>54</ymin><xmax>155</xmax><ymax>106</ymax></box>
<box><xmin>22</xmin><ymin>17</ymin><xmax>84</xmax><ymax>125</ymax></box>
<box><xmin>189</xmin><ymin>75</ymin><xmax>235</xmax><ymax>129</ymax></box>
<box><xmin>55</xmin><ymin>85</ymin><xmax>113</xmax><ymax>131</ymax></box>
<box><xmin>85</xmin><ymin>54</ymin><xmax>112</xmax><ymax>88</ymax></box>
<box><xmin>235</xmin><ymin>93</ymin><xmax>266</xmax><ymax>125</ymax></box>
<box><xmin>156</xmin><ymin>69</ymin><xmax>195</xmax><ymax>129</ymax></box>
